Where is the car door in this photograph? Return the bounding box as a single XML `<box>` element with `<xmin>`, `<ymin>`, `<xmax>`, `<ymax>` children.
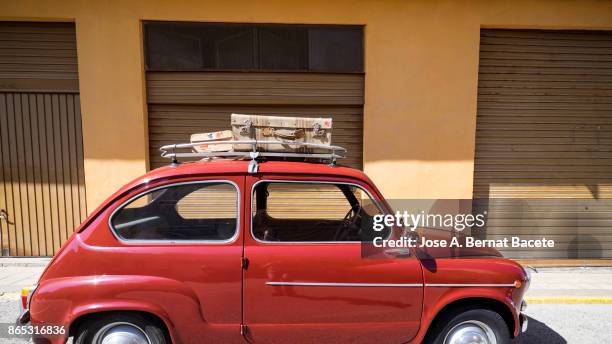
<box><xmin>242</xmin><ymin>175</ymin><xmax>423</xmax><ymax>344</ymax></box>
<box><xmin>107</xmin><ymin>176</ymin><xmax>246</xmax><ymax>343</ymax></box>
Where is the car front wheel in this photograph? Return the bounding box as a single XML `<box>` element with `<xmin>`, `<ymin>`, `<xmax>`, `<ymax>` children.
<box><xmin>74</xmin><ymin>313</ymin><xmax>167</xmax><ymax>344</ymax></box>
<box><xmin>429</xmin><ymin>309</ymin><xmax>511</xmax><ymax>344</ymax></box>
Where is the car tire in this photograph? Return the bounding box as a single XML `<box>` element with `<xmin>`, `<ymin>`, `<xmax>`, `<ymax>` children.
<box><xmin>74</xmin><ymin>313</ymin><xmax>167</xmax><ymax>344</ymax></box>
<box><xmin>427</xmin><ymin>308</ymin><xmax>511</xmax><ymax>344</ymax></box>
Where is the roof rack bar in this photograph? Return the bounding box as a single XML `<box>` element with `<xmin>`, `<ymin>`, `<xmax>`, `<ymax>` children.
<box><xmin>159</xmin><ymin>139</ymin><xmax>347</xmax><ymax>167</ymax></box>
<box><xmin>161</xmin><ymin>140</ymin><xmax>346</xmax><ymax>153</ymax></box>
<box><xmin>163</xmin><ymin>151</ymin><xmax>344</xmax><ymax>159</ymax></box>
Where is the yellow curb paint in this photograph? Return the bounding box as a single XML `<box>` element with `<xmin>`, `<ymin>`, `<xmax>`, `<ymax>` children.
<box><xmin>525</xmin><ymin>297</ymin><xmax>612</xmax><ymax>304</ymax></box>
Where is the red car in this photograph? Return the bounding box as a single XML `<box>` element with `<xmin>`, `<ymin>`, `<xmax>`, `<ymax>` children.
<box><xmin>18</xmin><ymin>159</ymin><xmax>529</xmax><ymax>344</ymax></box>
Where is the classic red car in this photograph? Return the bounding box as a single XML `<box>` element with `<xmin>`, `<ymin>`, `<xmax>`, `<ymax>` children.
<box><xmin>18</xmin><ymin>158</ymin><xmax>529</xmax><ymax>344</ymax></box>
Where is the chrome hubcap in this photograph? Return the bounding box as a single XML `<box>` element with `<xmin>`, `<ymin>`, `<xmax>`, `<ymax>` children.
<box><xmin>94</xmin><ymin>322</ymin><xmax>151</xmax><ymax>344</ymax></box>
<box><xmin>444</xmin><ymin>320</ymin><xmax>497</xmax><ymax>344</ymax></box>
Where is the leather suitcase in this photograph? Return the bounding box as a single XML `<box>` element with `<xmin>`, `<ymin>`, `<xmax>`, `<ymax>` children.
<box><xmin>190</xmin><ymin>130</ymin><xmax>234</xmax><ymax>152</ymax></box>
<box><xmin>231</xmin><ymin>114</ymin><xmax>332</xmax><ymax>152</ymax></box>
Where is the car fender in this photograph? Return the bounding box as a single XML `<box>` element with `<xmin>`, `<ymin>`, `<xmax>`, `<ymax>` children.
<box><xmin>31</xmin><ymin>274</ymin><xmax>202</xmax><ymax>343</ymax></box>
<box><xmin>69</xmin><ymin>300</ymin><xmax>176</xmax><ymax>343</ymax></box>
<box><xmin>412</xmin><ymin>287</ymin><xmax>519</xmax><ymax>343</ymax></box>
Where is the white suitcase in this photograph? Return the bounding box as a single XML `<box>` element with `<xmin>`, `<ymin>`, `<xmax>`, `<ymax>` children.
<box><xmin>231</xmin><ymin>114</ymin><xmax>332</xmax><ymax>152</ymax></box>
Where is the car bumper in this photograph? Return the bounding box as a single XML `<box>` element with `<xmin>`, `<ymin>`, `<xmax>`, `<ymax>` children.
<box><xmin>17</xmin><ymin>309</ymin><xmax>30</xmax><ymax>324</ymax></box>
<box><xmin>520</xmin><ymin>312</ymin><xmax>529</xmax><ymax>333</ymax></box>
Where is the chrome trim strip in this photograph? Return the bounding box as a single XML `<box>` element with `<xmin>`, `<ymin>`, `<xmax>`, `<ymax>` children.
<box><xmin>250</xmin><ymin>179</ymin><xmax>391</xmax><ymax>244</ymax></box>
<box><xmin>425</xmin><ymin>283</ymin><xmax>517</xmax><ymax>288</ymax></box>
<box><xmin>266</xmin><ymin>282</ymin><xmax>423</xmax><ymax>287</ymax></box>
<box><xmin>108</xmin><ymin>180</ymin><xmax>241</xmax><ymax>245</ymax></box>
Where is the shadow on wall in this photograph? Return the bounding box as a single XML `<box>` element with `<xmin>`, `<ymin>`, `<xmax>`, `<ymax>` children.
<box><xmin>567</xmin><ymin>235</ymin><xmax>602</xmax><ymax>259</ymax></box>
<box><xmin>472</xmin><ymin>197</ymin><xmax>609</xmax><ymax>260</ymax></box>
<box><xmin>514</xmin><ymin>317</ymin><xmax>567</xmax><ymax>344</ymax></box>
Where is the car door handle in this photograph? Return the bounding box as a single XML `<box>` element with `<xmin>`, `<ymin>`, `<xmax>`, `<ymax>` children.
<box><xmin>384</xmin><ymin>248</ymin><xmax>412</xmax><ymax>258</ymax></box>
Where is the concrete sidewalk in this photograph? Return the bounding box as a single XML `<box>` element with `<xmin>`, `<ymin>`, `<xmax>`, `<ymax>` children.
<box><xmin>524</xmin><ymin>267</ymin><xmax>612</xmax><ymax>304</ymax></box>
<box><xmin>0</xmin><ymin>259</ymin><xmax>50</xmax><ymax>297</ymax></box>
<box><xmin>0</xmin><ymin>258</ymin><xmax>612</xmax><ymax>303</ymax></box>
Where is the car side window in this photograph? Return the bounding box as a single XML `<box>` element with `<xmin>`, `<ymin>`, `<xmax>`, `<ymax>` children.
<box><xmin>252</xmin><ymin>182</ymin><xmax>389</xmax><ymax>242</ymax></box>
<box><xmin>111</xmin><ymin>181</ymin><xmax>239</xmax><ymax>242</ymax></box>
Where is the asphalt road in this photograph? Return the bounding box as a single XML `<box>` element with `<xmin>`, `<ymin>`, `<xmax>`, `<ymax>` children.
<box><xmin>0</xmin><ymin>297</ymin><xmax>609</xmax><ymax>343</ymax></box>
<box><xmin>514</xmin><ymin>303</ymin><xmax>612</xmax><ymax>344</ymax></box>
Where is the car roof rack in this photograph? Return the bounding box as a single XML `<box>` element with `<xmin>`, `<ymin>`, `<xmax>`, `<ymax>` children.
<box><xmin>160</xmin><ymin>140</ymin><xmax>347</xmax><ymax>173</ymax></box>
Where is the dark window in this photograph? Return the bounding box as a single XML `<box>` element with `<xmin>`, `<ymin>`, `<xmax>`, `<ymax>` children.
<box><xmin>111</xmin><ymin>182</ymin><xmax>238</xmax><ymax>241</ymax></box>
<box><xmin>198</xmin><ymin>25</ymin><xmax>254</xmax><ymax>69</ymax></box>
<box><xmin>258</xmin><ymin>26</ymin><xmax>308</xmax><ymax>70</ymax></box>
<box><xmin>145</xmin><ymin>25</ymin><xmax>203</xmax><ymax>69</ymax></box>
<box><xmin>309</xmin><ymin>27</ymin><xmax>363</xmax><ymax>72</ymax></box>
<box><xmin>252</xmin><ymin>182</ymin><xmax>388</xmax><ymax>242</ymax></box>
<box><xmin>145</xmin><ymin>23</ymin><xmax>254</xmax><ymax>70</ymax></box>
<box><xmin>144</xmin><ymin>22</ymin><xmax>363</xmax><ymax>72</ymax></box>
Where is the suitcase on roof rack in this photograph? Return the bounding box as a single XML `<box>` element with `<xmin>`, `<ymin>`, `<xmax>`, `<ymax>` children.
<box><xmin>190</xmin><ymin>130</ymin><xmax>234</xmax><ymax>152</ymax></box>
<box><xmin>231</xmin><ymin>114</ymin><xmax>332</xmax><ymax>152</ymax></box>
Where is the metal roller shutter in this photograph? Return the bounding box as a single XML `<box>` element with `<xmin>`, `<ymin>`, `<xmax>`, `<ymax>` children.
<box><xmin>0</xmin><ymin>22</ymin><xmax>86</xmax><ymax>256</ymax></box>
<box><xmin>473</xmin><ymin>29</ymin><xmax>612</xmax><ymax>259</ymax></box>
<box><xmin>147</xmin><ymin>72</ymin><xmax>364</xmax><ymax>169</ymax></box>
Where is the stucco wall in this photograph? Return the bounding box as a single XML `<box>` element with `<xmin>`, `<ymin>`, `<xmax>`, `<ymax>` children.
<box><xmin>1</xmin><ymin>0</ymin><xmax>612</xmax><ymax>211</ymax></box>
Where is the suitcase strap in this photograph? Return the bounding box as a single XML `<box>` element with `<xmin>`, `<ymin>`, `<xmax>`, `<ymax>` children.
<box><xmin>312</xmin><ymin>122</ymin><xmax>325</xmax><ymax>137</ymax></box>
<box><xmin>262</xmin><ymin>127</ymin><xmax>304</xmax><ymax>139</ymax></box>
<box><xmin>239</xmin><ymin>119</ymin><xmax>253</xmax><ymax>135</ymax></box>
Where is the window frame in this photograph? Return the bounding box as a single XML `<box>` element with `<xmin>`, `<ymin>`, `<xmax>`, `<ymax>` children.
<box><xmin>108</xmin><ymin>180</ymin><xmax>241</xmax><ymax>245</ymax></box>
<box><xmin>250</xmin><ymin>179</ymin><xmax>389</xmax><ymax>245</ymax></box>
<box><xmin>142</xmin><ymin>21</ymin><xmax>364</xmax><ymax>73</ymax></box>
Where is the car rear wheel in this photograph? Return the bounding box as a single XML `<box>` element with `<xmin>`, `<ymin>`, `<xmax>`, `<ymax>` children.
<box><xmin>74</xmin><ymin>313</ymin><xmax>167</xmax><ymax>344</ymax></box>
<box><xmin>429</xmin><ymin>309</ymin><xmax>510</xmax><ymax>344</ymax></box>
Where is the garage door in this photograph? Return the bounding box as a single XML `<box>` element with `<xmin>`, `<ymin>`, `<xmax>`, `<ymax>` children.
<box><xmin>144</xmin><ymin>22</ymin><xmax>364</xmax><ymax>170</ymax></box>
<box><xmin>0</xmin><ymin>22</ymin><xmax>86</xmax><ymax>256</ymax></box>
<box><xmin>147</xmin><ymin>72</ymin><xmax>363</xmax><ymax>169</ymax></box>
<box><xmin>473</xmin><ymin>29</ymin><xmax>612</xmax><ymax>259</ymax></box>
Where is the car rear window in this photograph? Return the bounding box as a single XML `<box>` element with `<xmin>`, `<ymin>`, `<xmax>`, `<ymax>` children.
<box><xmin>110</xmin><ymin>181</ymin><xmax>239</xmax><ymax>242</ymax></box>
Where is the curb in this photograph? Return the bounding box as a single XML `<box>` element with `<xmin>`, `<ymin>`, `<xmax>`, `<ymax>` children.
<box><xmin>0</xmin><ymin>263</ymin><xmax>49</xmax><ymax>267</ymax></box>
<box><xmin>525</xmin><ymin>297</ymin><xmax>612</xmax><ymax>304</ymax></box>
<box><xmin>0</xmin><ymin>292</ymin><xmax>19</xmax><ymax>300</ymax></box>
<box><xmin>0</xmin><ymin>258</ymin><xmax>51</xmax><ymax>267</ymax></box>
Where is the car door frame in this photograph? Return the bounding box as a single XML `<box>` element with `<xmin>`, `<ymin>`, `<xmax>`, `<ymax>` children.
<box><xmin>242</xmin><ymin>173</ymin><xmax>424</xmax><ymax>344</ymax></box>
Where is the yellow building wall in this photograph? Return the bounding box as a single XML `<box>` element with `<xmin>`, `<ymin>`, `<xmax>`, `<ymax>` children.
<box><xmin>1</xmin><ymin>0</ymin><xmax>612</xmax><ymax>211</ymax></box>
